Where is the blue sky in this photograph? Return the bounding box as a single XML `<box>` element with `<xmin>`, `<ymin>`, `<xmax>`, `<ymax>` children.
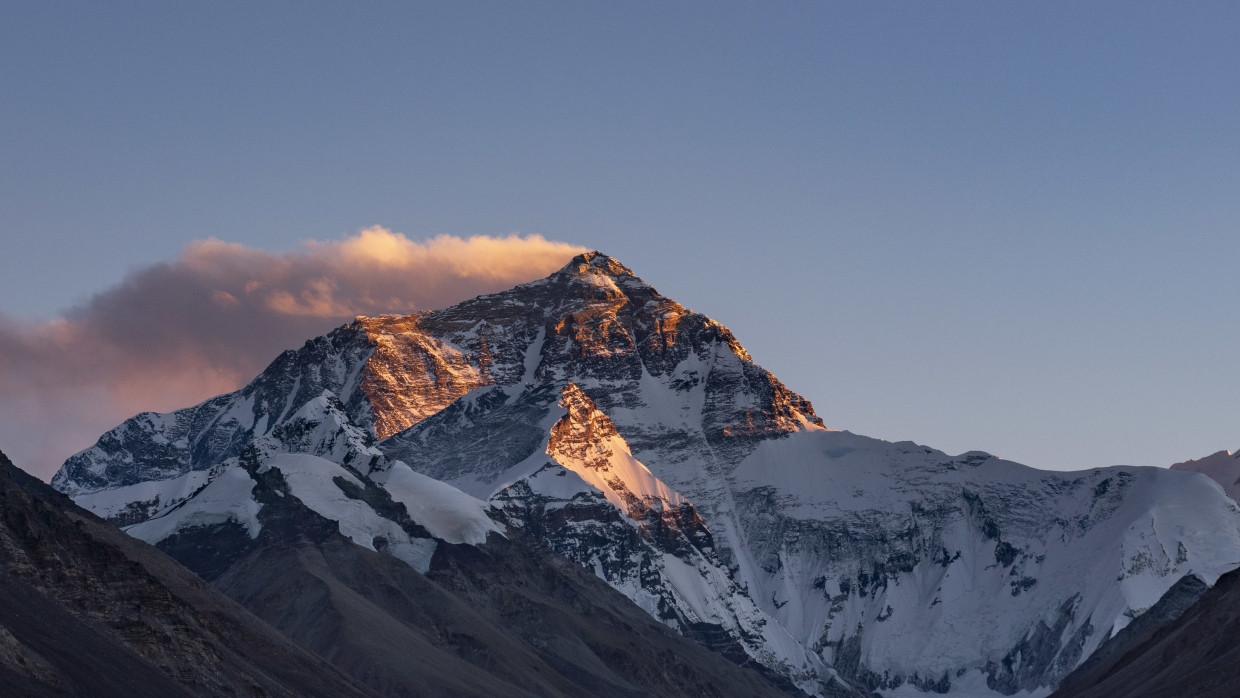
<box><xmin>3</xmin><ymin>2</ymin><xmax>1239</xmax><ymax>472</ymax></box>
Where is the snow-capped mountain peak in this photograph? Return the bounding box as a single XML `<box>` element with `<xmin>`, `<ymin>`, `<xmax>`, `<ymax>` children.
<box><xmin>549</xmin><ymin>249</ymin><xmax>642</xmax><ymax>284</ymax></box>
<box><xmin>51</xmin><ymin>253</ymin><xmax>1240</xmax><ymax>697</ymax></box>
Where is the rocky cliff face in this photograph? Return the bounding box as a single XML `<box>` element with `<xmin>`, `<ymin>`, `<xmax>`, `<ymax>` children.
<box><xmin>53</xmin><ymin>251</ymin><xmax>1240</xmax><ymax>696</ymax></box>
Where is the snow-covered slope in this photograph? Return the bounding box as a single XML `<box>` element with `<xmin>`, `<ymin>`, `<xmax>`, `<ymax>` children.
<box><xmin>724</xmin><ymin>431</ymin><xmax>1240</xmax><ymax>694</ymax></box>
<box><xmin>90</xmin><ymin>390</ymin><xmax>499</xmax><ymax>578</ymax></box>
<box><xmin>53</xmin><ymin>251</ymin><xmax>1240</xmax><ymax>697</ymax></box>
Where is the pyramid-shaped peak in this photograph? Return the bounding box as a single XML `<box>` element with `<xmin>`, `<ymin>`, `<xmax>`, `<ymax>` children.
<box><xmin>556</xmin><ymin>251</ymin><xmax>639</xmax><ymax>280</ymax></box>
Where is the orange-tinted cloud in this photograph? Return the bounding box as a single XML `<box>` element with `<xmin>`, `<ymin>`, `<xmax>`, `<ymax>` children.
<box><xmin>0</xmin><ymin>228</ymin><xmax>584</xmax><ymax>481</ymax></box>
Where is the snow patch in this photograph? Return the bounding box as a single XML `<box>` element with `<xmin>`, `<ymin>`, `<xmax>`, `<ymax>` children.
<box><xmin>126</xmin><ymin>465</ymin><xmax>262</xmax><ymax>543</ymax></box>
<box><xmin>374</xmin><ymin>460</ymin><xmax>504</xmax><ymax>545</ymax></box>
<box><xmin>75</xmin><ymin>469</ymin><xmax>213</xmax><ymax>522</ymax></box>
<box><xmin>263</xmin><ymin>453</ymin><xmax>437</xmax><ymax>572</ymax></box>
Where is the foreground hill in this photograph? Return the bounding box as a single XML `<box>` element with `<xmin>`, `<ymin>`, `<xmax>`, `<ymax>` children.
<box><xmin>0</xmin><ymin>447</ymin><xmax>375</xmax><ymax>698</ymax></box>
<box><xmin>1052</xmin><ymin>566</ymin><xmax>1240</xmax><ymax>697</ymax></box>
<box><xmin>54</xmin><ymin>252</ymin><xmax>1240</xmax><ymax>696</ymax></box>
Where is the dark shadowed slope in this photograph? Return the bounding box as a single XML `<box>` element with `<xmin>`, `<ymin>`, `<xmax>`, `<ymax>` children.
<box><xmin>1053</xmin><ymin>566</ymin><xmax>1240</xmax><ymax>698</ymax></box>
<box><xmin>0</xmin><ymin>447</ymin><xmax>375</xmax><ymax>698</ymax></box>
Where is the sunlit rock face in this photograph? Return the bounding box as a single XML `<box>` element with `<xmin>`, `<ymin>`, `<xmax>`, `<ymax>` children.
<box><xmin>355</xmin><ymin>314</ymin><xmax>490</xmax><ymax>438</ymax></box>
<box><xmin>52</xmin><ymin>251</ymin><xmax>1240</xmax><ymax>697</ymax></box>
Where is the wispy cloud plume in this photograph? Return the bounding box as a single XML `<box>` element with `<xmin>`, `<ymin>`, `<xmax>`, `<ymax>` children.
<box><xmin>0</xmin><ymin>228</ymin><xmax>585</xmax><ymax>480</ymax></box>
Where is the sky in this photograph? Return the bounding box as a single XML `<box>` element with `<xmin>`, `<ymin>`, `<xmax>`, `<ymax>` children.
<box><xmin>2</xmin><ymin>2</ymin><xmax>1239</xmax><ymax>480</ymax></box>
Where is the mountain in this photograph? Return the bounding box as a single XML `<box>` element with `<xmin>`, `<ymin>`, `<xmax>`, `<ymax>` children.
<box><xmin>1171</xmin><ymin>449</ymin><xmax>1240</xmax><ymax>502</ymax></box>
<box><xmin>53</xmin><ymin>251</ymin><xmax>1240</xmax><ymax>696</ymax></box>
<box><xmin>1052</xmin><ymin>566</ymin><xmax>1240</xmax><ymax>697</ymax></box>
<box><xmin>0</xmin><ymin>446</ymin><xmax>377</xmax><ymax>698</ymax></box>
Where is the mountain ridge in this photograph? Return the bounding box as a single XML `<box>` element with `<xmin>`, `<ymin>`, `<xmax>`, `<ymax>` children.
<box><xmin>51</xmin><ymin>251</ymin><xmax>1240</xmax><ymax>697</ymax></box>
<box><xmin>1170</xmin><ymin>449</ymin><xmax>1240</xmax><ymax>503</ymax></box>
